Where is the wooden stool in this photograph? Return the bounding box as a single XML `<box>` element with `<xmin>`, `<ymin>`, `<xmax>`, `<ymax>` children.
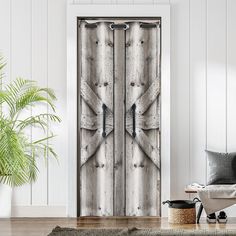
<box><xmin>185</xmin><ymin>187</ymin><xmax>203</xmax><ymax>224</ymax></box>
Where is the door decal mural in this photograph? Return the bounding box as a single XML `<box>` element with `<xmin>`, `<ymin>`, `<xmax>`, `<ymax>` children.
<box><xmin>78</xmin><ymin>19</ymin><xmax>161</xmax><ymax>216</ymax></box>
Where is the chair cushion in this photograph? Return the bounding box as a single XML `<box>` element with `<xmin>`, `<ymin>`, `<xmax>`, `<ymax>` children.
<box><xmin>206</xmin><ymin>150</ymin><xmax>236</xmax><ymax>185</ymax></box>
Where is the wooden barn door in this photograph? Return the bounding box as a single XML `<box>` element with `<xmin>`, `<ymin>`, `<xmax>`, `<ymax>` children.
<box><xmin>78</xmin><ymin>19</ymin><xmax>160</xmax><ymax>216</ymax></box>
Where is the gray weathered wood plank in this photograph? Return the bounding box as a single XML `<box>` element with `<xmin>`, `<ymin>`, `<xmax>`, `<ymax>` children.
<box><xmin>81</xmin><ymin>127</ymin><xmax>113</xmax><ymax>166</ymax></box>
<box><xmin>113</xmin><ymin>29</ymin><xmax>126</xmax><ymax>216</ymax></box>
<box><xmin>81</xmin><ymin>113</ymin><xmax>113</xmax><ymax>130</ymax></box>
<box><xmin>135</xmin><ymin>79</ymin><xmax>160</xmax><ymax>114</ymax></box>
<box><xmin>126</xmin><ymin>114</ymin><xmax>159</xmax><ymax>130</ymax></box>
<box><xmin>126</xmin><ymin>127</ymin><xmax>160</xmax><ymax>168</ymax></box>
<box><xmin>125</xmin><ymin>21</ymin><xmax>160</xmax><ymax>216</ymax></box>
<box><xmin>80</xmin><ymin>21</ymin><xmax>114</xmax><ymax>216</ymax></box>
<box><xmin>81</xmin><ymin>80</ymin><xmax>104</xmax><ymax>114</ymax></box>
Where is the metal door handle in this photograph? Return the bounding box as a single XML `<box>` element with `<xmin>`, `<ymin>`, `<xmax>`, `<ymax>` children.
<box><xmin>102</xmin><ymin>104</ymin><xmax>107</xmax><ymax>137</ymax></box>
<box><xmin>131</xmin><ymin>104</ymin><xmax>136</xmax><ymax>138</ymax></box>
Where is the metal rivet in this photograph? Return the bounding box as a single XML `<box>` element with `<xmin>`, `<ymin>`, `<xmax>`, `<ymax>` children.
<box><xmin>101</xmin><ymin>164</ymin><xmax>105</xmax><ymax>168</ymax></box>
<box><xmin>95</xmin><ymin>40</ymin><xmax>99</xmax><ymax>44</ymax></box>
<box><xmin>134</xmin><ymin>164</ymin><xmax>137</xmax><ymax>168</ymax></box>
<box><xmin>95</xmin><ymin>82</ymin><xmax>98</xmax><ymax>86</ymax></box>
<box><xmin>126</xmin><ymin>42</ymin><xmax>131</xmax><ymax>47</ymax></box>
<box><xmin>104</xmin><ymin>82</ymin><xmax>108</xmax><ymax>86</ymax></box>
<box><xmin>107</xmin><ymin>41</ymin><xmax>113</xmax><ymax>47</ymax></box>
<box><xmin>146</xmin><ymin>56</ymin><xmax>151</xmax><ymax>62</ymax></box>
<box><xmin>137</xmin><ymin>206</ymin><xmax>140</xmax><ymax>210</ymax></box>
<box><xmin>130</xmin><ymin>82</ymin><xmax>135</xmax><ymax>86</ymax></box>
<box><xmin>141</xmin><ymin>40</ymin><xmax>144</xmax><ymax>44</ymax></box>
<box><xmin>141</xmin><ymin>82</ymin><xmax>145</xmax><ymax>86</ymax></box>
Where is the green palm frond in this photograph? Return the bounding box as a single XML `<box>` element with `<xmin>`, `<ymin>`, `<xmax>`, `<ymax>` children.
<box><xmin>16</xmin><ymin>114</ymin><xmax>61</xmax><ymax>133</ymax></box>
<box><xmin>0</xmin><ymin>119</ymin><xmax>29</xmax><ymax>186</ymax></box>
<box><xmin>1</xmin><ymin>78</ymin><xmax>56</xmax><ymax>118</ymax></box>
<box><xmin>0</xmin><ymin>56</ymin><xmax>60</xmax><ymax>186</ymax></box>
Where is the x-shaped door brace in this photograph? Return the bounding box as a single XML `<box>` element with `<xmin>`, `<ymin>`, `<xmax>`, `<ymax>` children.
<box><xmin>80</xmin><ymin>79</ymin><xmax>160</xmax><ymax>169</ymax></box>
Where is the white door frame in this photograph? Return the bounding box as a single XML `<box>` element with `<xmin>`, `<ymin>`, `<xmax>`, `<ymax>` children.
<box><xmin>67</xmin><ymin>2</ymin><xmax>170</xmax><ymax>217</ymax></box>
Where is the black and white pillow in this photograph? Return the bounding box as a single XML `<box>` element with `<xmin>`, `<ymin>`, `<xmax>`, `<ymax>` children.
<box><xmin>206</xmin><ymin>150</ymin><xmax>236</xmax><ymax>185</ymax></box>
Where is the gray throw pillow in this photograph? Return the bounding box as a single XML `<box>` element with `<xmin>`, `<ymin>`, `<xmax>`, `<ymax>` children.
<box><xmin>206</xmin><ymin>150</ymin><xmax>236</xmax><ymax>185</ymax></box>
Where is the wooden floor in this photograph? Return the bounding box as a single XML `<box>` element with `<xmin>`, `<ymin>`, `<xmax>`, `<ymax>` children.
<box><xmin>1</xmin><ymin>217</ymin><xmax>236</xmax><ymax>236</ymax></box>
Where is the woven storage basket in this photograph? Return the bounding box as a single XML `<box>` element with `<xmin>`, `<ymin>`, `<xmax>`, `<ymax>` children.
<box><xmin>168</xmin><ymin>207</ymin><xmax>196</xmax><ymax>224</ymax></box>
<box><xmin>163</xmin><ymin>198</ymin><xmax>200</xmax><ymax>224</ymax></box>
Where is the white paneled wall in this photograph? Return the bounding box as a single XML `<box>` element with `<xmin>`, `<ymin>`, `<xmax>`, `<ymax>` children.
<box><xmin>170</xmin><ymin>0</ymin><xmax>190</xmax><ymax>199</ymax></box>
<box><xmin>171</xmin><ymin>0</ymin><xmax>236</xmax><ymax>216</ymax></box>
<box><xmin>0</xmin><ymin>0</ymin><xmax>67</xmax><ymax>217</ymax></box>
<box><xmin>0</xmin><ymin>0</ymin><xmax>236</xmax><ymax>216</ymax></box>
<box><xmin>189</xmin><ymin>0</ymin><xmax>206</xmax><ymax>189</ymax></box>
<box><xmin>227</xmin><ymin>0</ymin><xmax>236</xmax><ymax>154</ymax></box>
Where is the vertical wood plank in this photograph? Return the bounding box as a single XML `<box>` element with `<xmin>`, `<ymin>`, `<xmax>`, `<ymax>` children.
<box><xmin>31</xmin><ymin>0</ymin><xmax>48</xmax><ymax>206</ymax></box>
<box><xmin>170</xmin><ymin>0</ymin><xmax>190</xmax><ymax>199</ymax></box>
<box><xmin>48</xmin><ymin>0</ymin><xmax>67</xmax><ymax>205</ymax></box>
<box><xmin>227</xmin><ymin>0</ymin><xmax>236</xmax><ymax>153</ymax></box>
<box><xmin>114</xmin><ymin>29</ymin><xmax>125</xmax><ymax>216</ymax></box>
<box><xmin>11</xmin><ymin>0</ymin><xmax>32</xmax><ymax>206</ymax></box>
<box><xmin>80</xmin><ymin>21</ymin><xmax>114</xmax><ymax>216</ymax></box>
<box><xmin>189</xmin><ymin>0</ymin><xmax>207</xmax><ymax>185</ymax></box>
<box><xmin>207</xmin><ymin>0</ymin><xmax>227</xmax><ymax>154</ymax></box>
<box><xmin>0</xmin><ymin>0</ymin><xmax>11</xmax><ymax>82</ymax></box>
<box><xmin>125</xmin><ymin>22</ymin><xmax>160</xmax><ymax>216</ymax></box>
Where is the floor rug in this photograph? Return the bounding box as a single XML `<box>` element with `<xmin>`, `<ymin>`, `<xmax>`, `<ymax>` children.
<box><xmin>48</xmin><ymin>226</ymin><xmax>236</xmax><ymax>236</ymax></box>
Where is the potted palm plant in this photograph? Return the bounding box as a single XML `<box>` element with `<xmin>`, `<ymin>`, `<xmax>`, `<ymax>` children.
<box><xmin>0</xmin><ymin>56</ymin><xmax>60</xmax><ymax>217</ymax></box>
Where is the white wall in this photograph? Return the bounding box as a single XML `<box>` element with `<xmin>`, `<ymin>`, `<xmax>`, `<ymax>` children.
<box><xmin>0</xmin><ymin>0</ymin><xmax>67</xmax><ymax>217</ymax></box>
<box><xmin>0</xmin><ymin>0</ymin><xmax>236</xmax><ymax>216</ymax></box>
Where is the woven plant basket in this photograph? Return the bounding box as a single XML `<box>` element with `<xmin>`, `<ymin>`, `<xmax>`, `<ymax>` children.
<box><xmin>163</xmin><ymin>198</ymin><xmax>200</xmax><ymax>224</ymax></box>
<box><xmin>168</xmin><ymin>207</ymin><xmax>196</xmax><ymax>224</ymax></box>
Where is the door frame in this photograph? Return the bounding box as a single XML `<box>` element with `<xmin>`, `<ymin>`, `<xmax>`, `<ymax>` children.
<box><xmin>67</xmin><ymin>2</ymin><xmax>170</xmax><ymax>217</ymax></box>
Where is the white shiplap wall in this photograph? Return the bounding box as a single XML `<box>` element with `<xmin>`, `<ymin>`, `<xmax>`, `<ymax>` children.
<box><xmin>0</xmin><ymin>0</ymin><xmax>236</xmax><ymax>216</ymax></box>
<box><xmin>0</xmin><ymin>0</ymin><xmax>67</xmax><ymax>217</ymax></box>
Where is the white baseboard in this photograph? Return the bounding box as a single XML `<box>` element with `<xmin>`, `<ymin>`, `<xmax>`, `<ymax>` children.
<box><xmin>12</xmin><ymin>206</ymin><xmax>67</xmax><ymax>217</ymax></box>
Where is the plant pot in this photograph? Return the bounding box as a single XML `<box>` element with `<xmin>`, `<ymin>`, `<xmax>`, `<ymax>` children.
<box><xmin>0</xmin><ymin>183</ymin><xmax>12</xmax><ymax>218</ymax></box>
